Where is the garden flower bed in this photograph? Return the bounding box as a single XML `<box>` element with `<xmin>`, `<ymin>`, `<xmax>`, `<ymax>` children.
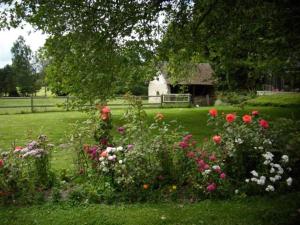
<box><xmin>0</xmin><ymin>99</ymin><xmax>299</xmax><ymax>205</ymax></box>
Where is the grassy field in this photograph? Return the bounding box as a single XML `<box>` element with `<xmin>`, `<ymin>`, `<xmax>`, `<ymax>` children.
<box><xmin>0</xmin><ymin>193</ymin><xmax>299</xmax><ymax>225</ymax></box>
<box><xmin>1</xmin><ymin>106</ymin><xmax>300</xmax><ymax>171</ymax></box>
<box><xmin>245</xmin><ymin>93</ymin><xmax>300</xmax><ymax>107</ymax></box>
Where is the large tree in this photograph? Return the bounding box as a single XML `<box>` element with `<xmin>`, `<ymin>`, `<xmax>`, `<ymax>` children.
<box><xmin>157</xmin><ymin>0</ymin><xmax>300</xmax><ymax>90</ymax></box>
<box><xmin>1</xmin><ymin>0</ymin><xmax>299</xmax><ymax>98</ymax></box>
<box><xmin>1</xmin><ymin>0</ymin><xmax>165</xmax><ymax>102</ymax></box>
<box><xmin>11</xmin><ymin>35</ymin><xmax>38</xmax><ymax>95</ymax></box>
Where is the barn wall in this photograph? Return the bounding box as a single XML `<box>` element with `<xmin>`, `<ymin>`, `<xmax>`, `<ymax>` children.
<box><xmin>148</xmin><ymin>73</ymin><xmax>170</xmax><ymax>103</ymax></box>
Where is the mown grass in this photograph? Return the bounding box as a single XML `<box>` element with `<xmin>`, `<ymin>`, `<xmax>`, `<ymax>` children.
<box><xmin>245</xmin><ymin>93</ymin><xmax>300</xmax><ymax>107</ymax></box>
<box><xmin>0</xmin><ymin>192</ymin><xmax>299</xmax><ymax>225</ymax></box>
<box><xmin>1</xmin><ymin>106</ymin><xmax>300</xmax><ymax>171</ymax></box>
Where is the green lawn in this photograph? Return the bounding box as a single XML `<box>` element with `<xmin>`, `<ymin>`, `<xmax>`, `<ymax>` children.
<box><xmin>1</xmin><ymin>106</ymin><xmax>300</xmax><ymax>171</ymax></box>
<box><xmin>245</xmin><ymin>93</ymin><xmax>300</xmax><ymax>107</ymax></box>
<box><xmin>0</xmin><ymin>193</ymin><xmax>299</xmax><ymax>225</ymax></box>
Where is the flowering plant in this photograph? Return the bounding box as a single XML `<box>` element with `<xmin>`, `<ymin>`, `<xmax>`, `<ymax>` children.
<box><xmin>206</xmin><ymin>108</ymin><xmax>295</xmax><ymax>194</ymax></box>
<box><xmin>0</xmin><ymin>135</ymin><xmax>54</xmax><ymax>204</ymax></box>
<box><xmin>245</xmin><ymin>152</ymin><xmax>292</xmax><ymax>193</ymax></box>
<box><xmin>175</xmin><ymin>133</ymin><xmax>229</xmax><ymax>195</ymax></box>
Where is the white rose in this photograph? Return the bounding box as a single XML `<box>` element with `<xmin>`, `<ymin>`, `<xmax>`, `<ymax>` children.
<box><xmin>281</xmin><ymin>155</ymin><xmax>289</xmax><ymax>163</ymax></box>
<box><xmin>251</xmin><ymin>170</ymin><xmax>258</xmax><ymax>177</ymax></box>
<box><xmin>106</xmin><ymin>147</ymin><xmax>112</xmax><ymax>153</ymax></box>
<box><xmin>265</xmin><ymin>185</ymin><xmax>275</xmax><ymax>192</ymax></box>
<box><xmin>116</xmin><ymin>146</ymin><xmax>123</xmax><ymax>151</ymax></box>
<box><xmin>274</xmin><ymin>175</ymin><xmax>281</xmax><ymax>181</ymax></box>
<box><xmin>286</xmin><ymin>177</ymin><xmax>293</xmax><ymax>186</ymax></box>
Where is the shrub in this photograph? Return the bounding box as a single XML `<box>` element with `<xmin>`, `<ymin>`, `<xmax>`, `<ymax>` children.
<box><xmin>216</xmin><ymin>91</ymin><xmax>256</xmax><ymax>106</ymax></box>
<box><xmin>0</xmin><ymin>135</ymin><xmax>55</xmax><ymax>204</ymax></box>
<box><xmin>206</xmin><ymin>108</ymin><xmax>296</xmax><ymax>195</ymax></box>
<box><xmin>71</xmin><ymin>97</ymin><xmax>229</xmax><ymax>201</ymax></box>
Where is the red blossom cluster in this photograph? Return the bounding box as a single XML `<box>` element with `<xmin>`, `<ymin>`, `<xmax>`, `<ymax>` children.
<box><xmin>177</xmin><ymin>132</ymin><xmax>226</xmax><ymax>193</ymax></box>
<box><xmin>209</xmin><ymin>108</ymin><xmax>269</xmax><ymax>128</ymax></box>
<box><xmin>101</xmin><ymin>106</ymin><xmax>111</xmax><ymax>121</ymax></box>
<box><xmin>194</xmin><ymin>151</ymin><xmax>226</xmax><ymax>192</ymax></box>
<box><xmin>83</xmin><ymin>144</ymin><xmax>100</xmax><ymax>160</ymax></box>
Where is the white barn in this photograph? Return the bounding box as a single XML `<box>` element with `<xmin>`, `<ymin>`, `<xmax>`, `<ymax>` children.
<box><xmin>148</xmin><ymin>63</ymin><xmax>215</xmax><ymax>104</ymax></box>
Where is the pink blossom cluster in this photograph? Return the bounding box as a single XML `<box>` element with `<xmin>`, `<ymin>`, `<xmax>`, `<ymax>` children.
<box><xmin>178</xmin><ymin>134</ymin><xmax>196</xmax><ymax>149</ymax></box>
<box><xmin>14</xmin><ymin>141</ymin><xmax>48</xmax><ymax>158</ymax></box>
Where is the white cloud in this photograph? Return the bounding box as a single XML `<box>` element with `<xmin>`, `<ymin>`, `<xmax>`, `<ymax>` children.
<box><xmin>0</xmin><ymin>24</ymin><xmax>47</xmax><ymax>67</ymax></box>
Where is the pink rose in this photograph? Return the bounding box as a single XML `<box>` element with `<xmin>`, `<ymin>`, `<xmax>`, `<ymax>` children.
<box><xmin>220</xmin><ymin>173</ymin><xmax>226</xmax><ymax>179</ymax></box>
<box><xmin>207</xmin><ymin>183</ymin><xmax>217</xmax><ymax>192</ymax></box>
<box><xmin>213</xmin><ymin>135</ymin><xmax>221</xmax><ymax>144</ymax></box>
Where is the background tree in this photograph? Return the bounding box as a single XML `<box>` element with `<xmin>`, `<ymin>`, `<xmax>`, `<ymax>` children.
<box><xmin>0</xmin><ymin>1</ymin><xmax>166</xmax><ymax>101</ymax></box>
<box><xmin>0</xmin><ymin>65</ymin><xmax>18</xmax><ymax>96</ymax></box>
<box><xmin>11</xmin><ymin>36</ymin><xmax>38</xmax><ymax>96</ymax></box>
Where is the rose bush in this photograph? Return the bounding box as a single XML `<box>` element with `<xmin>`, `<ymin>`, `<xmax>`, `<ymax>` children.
<box><xmin>206</xmin><ymin>108</ymin><xmax>296</xmax><ymax>195</ymax></box>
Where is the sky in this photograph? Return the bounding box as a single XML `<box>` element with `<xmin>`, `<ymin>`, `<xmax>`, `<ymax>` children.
<box><xmin>0</xmin><ymin>24</ymin><xmax>47</xmax><ymax>67</ymax></box>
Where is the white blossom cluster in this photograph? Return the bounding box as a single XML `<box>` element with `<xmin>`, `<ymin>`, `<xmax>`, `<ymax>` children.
<box><xmin>245</xmin><ymin>152</ymin><xmax>293</xmax><ymax>192</ymax></box>
<box><xmin>99</xmin><ymin>146</ymin><xmax>126</xmax><ymax>173</ymax></box>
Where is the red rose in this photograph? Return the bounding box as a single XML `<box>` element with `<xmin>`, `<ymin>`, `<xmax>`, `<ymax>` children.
<box><xmin>226</xmin><ymin>114</ymin><xmax>236</xmax><ymax>123</ymax></box>
<box><xmin>259</xmin><ymin>119</ymin><xmax>269</xmax><ymax>129</ymax></box>
<box><xmin>209</xmin><ymin>108</ymin><xmax>218</xmax><ymax>117</ymax></box>
<box><xmin>101</xmin><ymin>106</ymin><xmax>111</xmax><ymax>114</ymax></box>
<box><xmin>100</xmin><ymin>151</ymin><xmax>108</xmax><ymax>158</ymax></box>
<box><xmin>213</xmin><ymin>135</ymin><xmax>222</xmax><ymax>144</ymax></box>
<box><xmin>179</xmin><ymin>141</ymin><xmax>189</xmax><ymax>149</ymax></box>
<box><xmin>101</xmin><ymin>113</ymin><xmax>109</xmax><ymax>121</ymax></box>
<box><xmin>0</xmin><ymin>159</ymin><xmax>4</xmax><ymax>168</ymax></box>
<box><xmin>252</xmin><ymin>111</ymin><xmax>259</xmax><ymax>116</ymax></box>
<box><xmin>14</xmin><ymin>146</ymin><xmax>23</xmax><ymax>151</ymax></box>
<box><xmin>242</xmin><ymin>114</ymin><xmax>252</xmax><ymax>123</ymax></box>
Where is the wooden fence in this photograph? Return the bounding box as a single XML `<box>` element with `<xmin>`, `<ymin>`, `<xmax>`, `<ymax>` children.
<box><xmin>0</xmin><ymin>94</ymin><xmax>192</xmax><ymax>114</ymax></box>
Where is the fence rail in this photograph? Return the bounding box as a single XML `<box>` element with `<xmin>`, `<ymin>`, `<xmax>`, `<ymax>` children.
<box><xmin>0</xmin><ymin>94</ymin><xmax>192</xmax><ymax>114</ymax></box>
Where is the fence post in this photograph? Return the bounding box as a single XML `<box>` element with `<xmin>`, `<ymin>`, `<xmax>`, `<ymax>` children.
<box><xmin>66</xmin><ymin>96</ymin><xmax>69</xmax><ymax>111</ymax></box>
<box><xmin>206</xmin><ymin>94</ymin><xmax>210</xmax><ymax>105</ymax></box>
<box><xmin>30</xmin><ymin>96</ymin><xmax>34</xmax><ymax>113</ymax></box>
<box><xmin>160</xmin><ymin>95</ymin><xmax>163</xmax><ymax>108</ymax></box>
<box><xmin>189</xmin><ymin>94</ymin><xmax>193</xmax><ymax>107</ymax></box>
